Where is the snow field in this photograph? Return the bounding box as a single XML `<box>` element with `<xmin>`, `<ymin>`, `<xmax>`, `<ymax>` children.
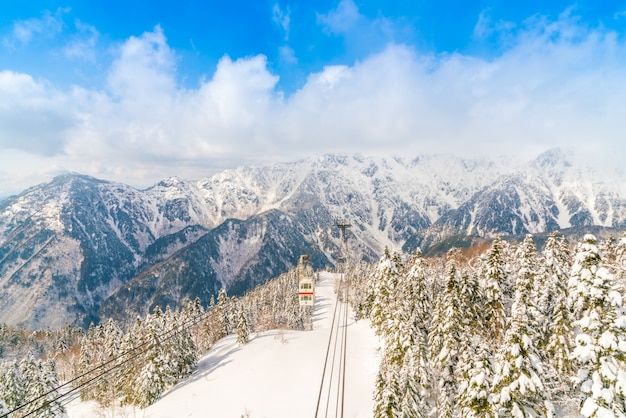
<box><xmin>66</xmin><ymin>272</ymin><xmax>381</xmax><ymax>417</ymax></box>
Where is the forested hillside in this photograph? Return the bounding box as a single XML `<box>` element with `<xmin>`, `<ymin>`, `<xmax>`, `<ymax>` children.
<box><xmin>0</xmin><ymin>265</ymin><xmax>313</xmax><ymax>417</ymax></box>
<box><xmin>345</xmin><ymin>231</ymin><xmax>626</xmax><ymax>417</ymax></box>
<box><xmin>2</xmin><ymin>230</ymin><xmax>625</xmax><ymax>417</ymax></box>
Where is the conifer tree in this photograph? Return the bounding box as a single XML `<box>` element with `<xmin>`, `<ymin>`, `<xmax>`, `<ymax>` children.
<box><xmin>217</xmin><ymin>288</ymin><xmax>232</xmax><ymax>337</ymax></box>
<box><xmin>457</xmin><ymin>335</ymin><xmax>494</xmax><ymax>418</ymax></box>
<box><xmin>96</xmin><ymin>318</ymin><xmax>122</xmax><ymax>406</ymax></box>
<box><xmin>429</xmin><ymin>253</ymin><xmax>463</xmax><ymax>417</ymax></box>
<box><xmin>401</xmin><ymin>251</ymin><xmax>433</xmax><ymax>415</ymax></box>
<box><xmin>373</xmin><ymin>357</ymin><xmax>402</xmax><ymax>418</ymax></box>
<box><xmin>398</xmin><ymin>343</ymin><xmax>429</xmax><ymax>418</ymax></box>
<box><xmin>29</xmin><ymin>361</ymin><xmax>58</xmax><ymax>418</ymax></box>
<box><xmin>371</xmin><ymin>250</ymin><xmax>428</xmax><ymax>417</ymax></box>
<box><xmin>237</xmin><ymin>304</ymin><xmax>250</xmax><ymax>345</ymax></box>
<box><xmin>482</xmin><ymin>237</ymin><xmax>508</xmax><ymax>342</ymax></box>
<box><xmin>405</xmin><ymin>250</ymin><xmax>432</xmax><ymax>337</ymax></box>
<box><xmin>542</xmin><ymin>232</ymin><xmax>575</xmax><ymax>390</ymax></box>
<box><xmin>133</xmin><ymin>307</ymin><xmax>170</xmax><ymax>407</ymax></box>
<box><xmin>0</xmin><ymin>360</ymin><xmax>25</xmax><ymax>413</ymax></box>
<box><xmin>119</xmin><ymin>316</ymin><xmax>143</xmax><ymax>405</ymax></box>
<box><xmin>369</xmin><ymin>248</ymin><xmax>403</xmax><ymax>337</ymax></box>
<box><xmin>616</xmin><ymin>232</ymin><xmax>626</xmax><ymax>272</ymax></box>
<box><xmin>175</xmin><ymin>307</ymin><xmax>198</xmax><ymax>379</ymax></box>
<box><xmin>76</xmin><ymin>323</ymin><xmax>97</xmax><ymax>401</ymax></box>
<box><xmin>612</xmin><ymin>232</ymin><xmax>626</xmax><ymax>304</ymax></box>
<box><xmin>570</xmin><ymin>234</ymin><xmax>626</xmax><ymax>417</ymax></box>
<box><xmin>514</xmin><ymin>235</ymin><xmax>544</xmax><ymax>341</ymax></box>
<box><xmin>458</xmin><ymin>267</ymin><xmax>484</xmax><ymax>343</ymax></box>
<box><xmin>21</xmin><ymin>353</ymin><xmax>46</xmax><ymax>417</ymax></box>
<box><xmin>490</xmin><ymin>235</ymin><xmax>553</xmax><ymax>417</ymax></box>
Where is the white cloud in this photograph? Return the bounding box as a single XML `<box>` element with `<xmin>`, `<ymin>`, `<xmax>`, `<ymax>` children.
<box><xmin>473</xmin><ymin>8</ymin><xmax>516</xmax><ymax>42</ymax></box>
<box><xmin>63</xmin><ymin>20</ymin><xmax>99</xmax><ymax>61</ymax></box>
<box><xmin>317</xmin><ymin>0</ymin><xmax>361</xmax><ymax>34</ymax></box>
<box><xmin>272</xmin><ymin>3</ymin><xmax>291</xmax><ymax>41</ymax></box>
<box><xmin>278</xmin><ymin>45</ymin><xmax>297</xmax><ymax>64</ymax></box>
<box><xmin>0</xmin><ymin>70</ymin><xmax>75</xmax><ymax>155</ymax></box>
<box><xmin>3</xmin><ymin>9</ymin><xmax>68</xmax><ymax>48</ymax></box>
<box><xmin>1</xmin><ymin>15</ymin><xmax>626</xmax><ymax>194</ymax></box>
<box><xmin>473</xmin><ymin>9</ymin><xmax>494</xmax><ymax>39</ymax></box>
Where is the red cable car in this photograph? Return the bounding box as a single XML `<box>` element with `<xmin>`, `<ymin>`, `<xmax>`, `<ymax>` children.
<box><xmin>298</xmin><ymin>254</ymin><xmax>314</xmax><ymax>306</ymax></box>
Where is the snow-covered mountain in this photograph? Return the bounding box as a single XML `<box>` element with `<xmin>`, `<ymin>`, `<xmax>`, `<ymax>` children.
<box><xmin>407</xmin><ymin>148</ymin><xmax>626</xmax><ymax>251</ymax></box>
<box><xmin>1</xmin><ymin>148</ymin><xmax>624</xmax><ymax>328</ymax></box>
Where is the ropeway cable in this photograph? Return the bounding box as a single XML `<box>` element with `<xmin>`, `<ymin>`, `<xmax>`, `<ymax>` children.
<box><xmin>314</xmin><ymin>278</ymin><xmax>342</xmax><ymax>418</ymax></box>
<box><xmin>340</xmin><ymin>282</ymin><xmax>349</xmax><ymax>418</ymax></box>
<box><xmin>324</xmin><ymin>289</ymin><xmax>344</xmax><ymax>418</ymax></box>
<box><xmin>1</xmin><ymin>306</ymin><xmax>211</xmax><ymax>418</ymax></box>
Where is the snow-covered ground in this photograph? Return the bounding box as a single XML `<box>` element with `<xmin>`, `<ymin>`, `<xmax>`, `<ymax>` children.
<box><xmin>66</xmin><ymin>272</ymin><xmax>381</xmax><ymax>417</ymax></box>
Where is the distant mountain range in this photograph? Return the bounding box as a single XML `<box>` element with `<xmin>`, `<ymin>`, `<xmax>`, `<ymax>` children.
<box><xmin>1</xmin><ymin>148</ymin><xmax>624</xmax><ymax>328</ymax></box>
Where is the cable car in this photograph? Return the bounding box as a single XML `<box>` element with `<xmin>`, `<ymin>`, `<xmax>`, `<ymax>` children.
<box><xmin>298</xmin><ymin>254</ymin><xmax>314</xmax><ymax>306</ymax></box>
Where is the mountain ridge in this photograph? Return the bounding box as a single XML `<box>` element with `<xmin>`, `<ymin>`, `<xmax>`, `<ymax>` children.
<box><xmin>1</xmin><ymin>148</ymin><xmax>625</xmax><ymax>328</ymax></box>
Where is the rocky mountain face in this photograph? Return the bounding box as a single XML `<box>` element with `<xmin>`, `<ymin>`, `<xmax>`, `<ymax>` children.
<box><xmin>1</xmin><ymin>148</ymin><xmax>624</xmax><ymax>328</ymax></box>
<box><xmin>405</xmin><ymin>149</ymin><xmax>626</xmax><ymax>251</ymax></box>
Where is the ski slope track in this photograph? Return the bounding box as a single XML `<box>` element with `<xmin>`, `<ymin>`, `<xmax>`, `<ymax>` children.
<box><xmin>66</xmin><ymin>272</ymin><xmax>381</xmax><ymax>418</ymax></box>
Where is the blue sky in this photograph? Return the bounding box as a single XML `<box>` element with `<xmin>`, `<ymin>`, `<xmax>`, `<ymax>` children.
<box><xmin>1</xmin><ymin>1</ymin><xmax>625</xmax><ymax>195</ymax></box>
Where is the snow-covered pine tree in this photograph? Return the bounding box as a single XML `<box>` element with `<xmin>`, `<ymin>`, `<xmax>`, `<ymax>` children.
<box><xmin>95</xmin><ymin>318</ymin><xmax>122</xmax><ymax>407</ymax></box>
<box><xmin>616</xmin><ymin>232</ymin><xmax>626</xmax><ymax>271</ymax></box>
<box><xmin>389</xmin><ymin>294</ymin><xmax>429</xmax><ymax>417</ymax></box>
<box><xmin>347</xmin><ymin>260</ymin><xmax>375</xmax><ymax>320</ymax></box>
<box><xmin>0</xmin><ymin>360</ymin><xmax>25</xmax><ymax>413</ymax></box>
<box><xmin>75</xmin><ymin>323</ymin><xmax>97</xmax><ymax>401</ymax></box>
<box><xmin>26</xmin><ymin>361</ymin><xmax>47</xmax><ymax>417</ymax></box>
<box><xmin>542</xmin><ymin>232</ymin><xmax>575</xmax><ymax>394</ymax></box>
<box><xmin>570</xmin><ymin>234</ymin><xmax>626</xmax><ymax>417</ymax></box>
<box><xmin>217</xmin><ymin>288</ymin><xmax>233</xmax><ymax>338</ymax></box>
<box><xmin>29</xmin><ymin>359</ymin><xmax>64</xmax><ymax>418</ymax></box>
<box><xmin>490</xmin><ymin>235</ymin><xmax>553</xmax><ymax>417</ymax></box>
<box><xmin>183</xmin><ymin>297</ymin><xmax>209</xmax><ymax>351</ymax></box>
<box><xmin>456</xmin><ymin>254</ymin><xmax>493</xmax><ymax>418</ymax></box>
<box><xmin>371</xmin><ymin>248</ymin><xmax>432</xmax><ymax>417</ymax></box>
<box><xmin>429</xmin><ymin>251</ymin><xmax>463</xmax><ymax>417</ymax></box>
<box><xmin>17</xmin><ymin>352</ymin><xmax>64</xmax><ymax>418</ymax></box>
<box><xmin>405</xmin><ymin>250</ymin><xmax>432</xmax><ymax>337</ymax></box>
<box><xmin>514</xmin><ymin>235</ymin><xmax>544</xmax><ymax>342</ymax></box>
<box><xmin>175</xmin><ymin>304</ymin><xmax>199</xmax><ymax>379</ymax></box>
<box><xmin>236</xmin><ymin>303</ymin><xmax>250</xmax><ymax>345</ymax></box>
<box><xmin>162</xmin><ymin>306</ymin><xmax>182</xmax><ymax>381</ymax></box>
<box><xmin>206</xmin><ymin>294</ymin><xmax>223</xmax><ymax>346</ymax></box>
<box><xmin>457</xmin><ymin>334</ymin><xmax>494</xmax><ymax>418</ymax></box>
<box><xmin>373</xmin><ymin>356</ymin><xmax>402</xmax><ymax>418</ymax></box>
<box><xmin>132</xmin><ymin>307</ymin><xmax>171</xmax><ymax>408</ymax></box>
<box><xmin>482</xmin><ymin>237</ymin><xmax>508</xmax><ymax>343</ymax></box>
<box><xmin>369</xmin><ymin>248</ymin><xmax>403</xmax><ymax>337</ymax></box>
<box><xmin>399</xmin><ymin>343</ymin><xmax>429</xmax><ymax>417</ymax></box>
<box><xmin>617</xmin><ymin>232</ymin><xmax>626</xmax><ymax>306</ymax></box>
<box><xmin>119</xmin><ymin>316</ymin><xmax>143</xmax><ymax>405</ymax></box>
<box><xmin>608</xmin><ymin>232</ymin><xmax>626</xmax><ymax>307</ymax></box>
<box><xmin>402</xmin><ymin>250</ymin><xmax>433</xmax><ymax>414</ymax></box>
<box><xmin>458</xmin><ymin>267</ymin><xmax>483</xmax><ymax>336</ymax></box>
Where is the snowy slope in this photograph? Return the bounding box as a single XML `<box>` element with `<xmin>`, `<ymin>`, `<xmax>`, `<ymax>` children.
<box><xmin>66</xmin><ymin>272</ymin><xmax>381</xmax><ymax>418</ymax></box>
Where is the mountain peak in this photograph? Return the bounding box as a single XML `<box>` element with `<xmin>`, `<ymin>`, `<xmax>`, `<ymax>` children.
<box><xmin>531</xmin><ymin>147</ymin><xmax>574</xmax><ymax>169</ymax></box>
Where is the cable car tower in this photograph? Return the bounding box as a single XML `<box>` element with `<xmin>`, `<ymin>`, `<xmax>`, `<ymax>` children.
<box><xmin>336</xmin><ymin>219</ymin><xmax>351</xmax><ymax>268</ymax></box>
